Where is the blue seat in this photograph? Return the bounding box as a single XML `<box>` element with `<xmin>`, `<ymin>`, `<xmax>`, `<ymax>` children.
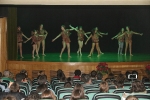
<box><xmin>92</xmin><ymin>93</ymin><xmax>121</xmax><ymax>100</ymax></box>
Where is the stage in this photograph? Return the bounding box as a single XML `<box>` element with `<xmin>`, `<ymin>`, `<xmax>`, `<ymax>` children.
<box><xmin>16</xmin><ymin>52</ymin><xmax>150</xmax><ymax>62</ymax></box>
<box><xmin>5</xmin><ymin>52</ymin><xmax>150</xmax><ymax>81</ymax></box>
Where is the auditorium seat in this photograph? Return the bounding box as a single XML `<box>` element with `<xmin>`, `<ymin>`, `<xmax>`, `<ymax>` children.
<box><xmin>63</xmin><ymin>94</ymin><xmax>89</xmax><ymax>100</ymax></box>
<box><xmin>92</xmin><ymin>93</ymin><xmax>121</xmax><ymax>100</ymax></box>
<box><xmin>0</xmin><ymin>82</ymin><xmax>8</xmax><ymax>88</ymax></box>
<box><xmin>57</xmin><ymin>88</ymin><xmax>73</xmax><ymax>99</ymax></box>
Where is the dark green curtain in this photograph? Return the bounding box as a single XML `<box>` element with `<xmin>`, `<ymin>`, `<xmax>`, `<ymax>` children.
<box><xmin>7</xmin><ymin>7</ymin><xmax>17</xmax><ymax>60</ymax></box>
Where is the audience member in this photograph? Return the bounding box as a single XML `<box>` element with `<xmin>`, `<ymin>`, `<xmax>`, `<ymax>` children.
<box><xmin>41</xmin><ymin>89</ymin><xmax>56</xmax><ymax>100</ymax></box>
<box><xmin>80</xmin><ymin>73</ymin><xmax>86</xmax><ymax>82</ymax></box>
<box><xmin>1</xmin><ymin>70</ymin><xmax>14</xmax><ymax>82</ymax></box>
<box><xmin>99</xmin><ymin>81</ymin><xmax>109</xmax><ymax>93</ymax></box>
<box><xmin>90</xmin><ymin>70</ymin><xmax>97</xmax><ymax>79</ymax></box>
<box><xmin>36</xmin><ymin>84</ymin><xmax>48</xmax><ymax>94</ymax></box>
<box><xmin>93</xmin><ymin>73</ymin><xmax>103</xmax><ymax>84</ymax></box>
<box><xmin>115</xmin><ymin>81</ymin><xmax>124</xmax><ymax>89</ymax></box>
<box><xmin>70</xmin><ymin>83</ymin><xmax>85</xmax><ymax>100</ymax></box>
<box><xmin>57</xmin><ymin>69</ymin><xmax>64</xmax><ymax>80</ymax></box>
<box><xmin>82</xmin><ymin>74</ymin><xmax>92</xmax><ymax>87</ymax></box>
<box><xmin>59</xmin><ymin>73</ymin><xmax>66</xmax><ymax>82</ymax></box>
<box><xmin>122</xmin><ymin>80</ymin><xmax>146</xmax><ymax>100</ymax></box>
<box><xmin>0</xmin><ymin>82</ymin><xmax>26</xmax><ymax>100</ymax></box>
<box><xmin>25</xmin><ymin>92</ymin><xmax>40</xmax><ymax>100</ymax></box>
<box><xmin>37</xmin><ymin>75</ymin><xmax>47</xmax><ymax>85</ymax></box>
<box><xmin>64</xmin><ymin>82</ymin><xmax>72</xmax><ymax>88</ymax></box>
<box><xmin>73</xmin><ymin>69</ymin><xmax>81</xmax><ymax>79</ymax></box>
<box><xmin>116</xmin><ymin>73</ymin><xmax>126</xmax><ymax>82</ymax></box>
<box><xmin>125</xmin><ymin>95</ymin><xmax>138</xmax><ymax>100</ymax></box>
<box><xmin>2</xmin><ymin>95</ymin><xmax>17</xmax><ymax>100</ymax></box>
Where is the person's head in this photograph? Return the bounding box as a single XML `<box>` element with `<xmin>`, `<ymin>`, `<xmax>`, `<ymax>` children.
<box><xmin>83</xmin><ymin>74</ymin><xmax>92</xmax><ymax>84</ymax></box>
<box><xmin>2</xmin><ymin>95</ymin><xmax>17</xmax><ymax>100</ymax></box>
<box><xmin>38</xmin><ymin>71</ymin><xmax>45</xmax><ymax>76</ymax></box>
<box><xmin>74</xmin><ymin>70</ymin><xmax>81</xmax><ymax>76</ymax></box>
<box><xmin>91</xmin><ymin>70</ymin><xmax>97</xmax><ymax>78</ymax></box>
<box><xmin>130</xmin><ymin>81</ymin><xmax>146</xmax><ymax>93</ymax></box>
<box><xmin>25</xmin><ymin>92</ymin><xmax>40</xmax><ymax>100</ymax></box>
<box><xmin>99</xmin><ymin>81</ymin><xmax>109</xmax><ymax>93</ymax></box>
<box><xmin>31</xmin><ymin>30</ymin><xmax>37</xmax><ymax>35</ymax></box>
<box><xmin>142</xmin><ymin>77</ymin><xmax>150</xmax><ymax>82</ymax></box>
<box><xmin>121</xmin><ymin>28</ymin><xmax>124</xmax><ymax>33</ymax></box>
<box><xmin>17</xmin><ymin>26</ymin><xmax>21</xmax><ymax>31</ymax></box>
<box><xmin>41</xmin><ymin>90</ymin><xmax>56</xmax><ymax>99</ymax></box>
<box><xmin>115</xmin><ymin>81</ymin><xmax>124</xmax><ymax>89</ymax></box>
<box><xmin>37</xmin><ymin>75</ymin><xmax>47</xmax><ymax>85</ymax></box>
<box><xmin>125</xmin><ymin>95</ymin><xmax>138</xmax><ymax>100</ymax></box>
<box><xmin>40</xmin><ymin>24</ymin><xmax>43</xmax><ymax>30</ymax></box>
<box><xmin>74</xmin><ymin>83</ymin><xmax>84</xmax><ymax>92</ymax></box>
<box><xmin>79</xmin><ymin>26</ymin><xmax>82</xmax><ymax>31</ymax></box>
<box><xmin>108</xmin><ymin>73</ymin><xmax>114</xmax><ymax>79</ymax></box>
<box><xmin>70</xmin><ymin>89</ymin><xmax>85</xmax><ymax>100</ymax></box>
<box><xmin>10</xmin><ymin>82</ymin><xmax>20</xmax><ymax>92</ymax></box>
<box><xmin>126</xmin><ymin>26</ymin><xmax>130</xmax><ymax>31</ymax></box>
<box><xmin>36</xmin><ymin>84</ymin><xmax>47</xmax><ymax>94</ymax></box>
<box><xmin>57</xmin><ymin>69</ymin><xmax>64</xmax><ymax>80</ymax></box>
<box><xmin>20</xmin><ymin>69</ymin><xmax>28</xmax><ymax>76</ymax></box>
<box><xmin>116</xmin><ymin>73</ymin><xmax>125</xmax><ymax>82</ymax></box>
<box><xmin>61</xmin><ymin>25</ymin><xmax>66</xmax><ymax>31</ymax></box>
<box><xmin>97</xmin><ymin>73</ymin><xmax>103</xmax><ymax>80</ymax></box>
<box><xmin>3</xmin><ymin>70</ymin><xmax>10</xmax><ymax>77</ymax></box>
<box><xmin>15</xmin><ymin>73</ymin><xmax>26</xmax><ymax>82</ymax></box>
<box><xmin>80</xmin><ymin>73</ymin><xmax>86</xmax><ymax>82</ymax></box>
<box><xmin>64</xmin><ymin>82</ymin><xmax>72</xmax><ymax>88</ymax></box>
<box><xmin>0</xmin><ymin>72</ymin><xmax>2</xmax><ymax>77</ymax></box>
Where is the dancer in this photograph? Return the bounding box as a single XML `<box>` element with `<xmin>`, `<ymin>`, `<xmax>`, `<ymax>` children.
<box><xmin>17</xmin><ymin>26</ymin><xmax>29</xmax><ymax>58</ymax></box>
<box><xmin>85</xmin><ymin>27</ymin><xmax>108</xmax><ymax>57</ymax></box>
<box><xmin>112</xmin><ymin>28</ymin><xmax>125</xmax><ymax>55</ymax></box>
<box><xmin>118</xmin><ymin>26</ymin><xmax>143</xmax><ymax>56</ymax></box>
<box><xmin>37</xmin><ymin>24</ymin><xmax>48</xmax><ymax>56</ymax></box>
<box><xmin>69</xmin><ymin>25</ymin><xmax>91</xmax><ymax>56</ymax></box>
<box><xmin>52</xmin><ymin>25</ymin><xmax>75</xmax><ymax>58</ymax></box>
<box><xmin>24</xmin><ymin>30</ymin><xmax>40</xmax><ymax>58</ymax></box>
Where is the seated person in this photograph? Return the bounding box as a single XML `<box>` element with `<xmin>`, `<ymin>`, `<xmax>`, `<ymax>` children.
<box><xmin>122</xmin><ymin>80</ymin><xmax>146</xmax><ymax>100</ymax></box>
<box><xmin>90</xmin><ymin>70</ymin><xmax>97</xmax><ymax>82</ymax></box>
<box><xmin>2</xmin><ymin>94</ymin><xmax>17</xmax><ymax>100</ymax></box>
<box><xmin>0</xmin><ymin>82</ymin><xmax>26</xmax><ymax>100</ymax></box>
<box><xmin>73</xmin><ymin>69</ymin><xmax>81</xmax><ymax>80</ymax></box>
<box><xmin>25</xmin><ymin>92</ymin><xmax>40</xmax><ymax>100</ymax></box>
<box><xmin>93</xmin><ymin>73</ymin><xmax>103</xmax><ymax>84</ymax></box>
<box><xmin>15</xmin><ymin>73</ymin><xmax>30</xmax><ymax>93</ymax></box>
<box><xmin>41</xmin><ymin>89</ymin><xmax>56</xmax><ymax>100</ymax></box>
<box><xmin>64</xmin><ymin>82</ymin><xmax>72</xmax><ymax>88</ymax></box>
<box><xmin>125</xmin><ymin>95</ymin><xmax>139</xmax><ymax>100</ymax></box>
<box><xmin>115</xmin><ymin>81</ymin><xmax>124</xmax><ymax>89</ymax></box>
<box><xmin>70</xmin><ymin>83</ymin><xmax>85</xmax><ymax>100</ymax></box>
<box><xmin>82</xmin><ymin>74</ymin><xmax>93</xmax><ymax>87</ymax></box>
<box><xmin>1</xmin><ymin>70</ymin><xmax>14</xmax><ymax>82</ymax></box>
<box><xmin>99</xmin><ymin>81</ymin><xmax>109</xmax><ymax>93</ymax></box>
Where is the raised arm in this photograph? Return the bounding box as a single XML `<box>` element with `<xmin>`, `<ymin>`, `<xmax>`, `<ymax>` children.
<box><xmin>132</xmin><ymin>31</ymin><xmax>143</xmax><ymax>36</ymax></box>
<box><xmin>22</xmin><ymin>33</ymin><xmax>29</xmax><ymax>39</ymax></box>
<box><xmin>85</xmin><ymin>35</ymin><xmax>92</xmax><ymax>45</ymax></box>
<box><xmin>52</xmin><ymin>34</ymin><xmax>61</xmax><ymax>42</ymax></box>
<box><xmin>69</xmin><ymin>25</ymin><xmax>78</xmax><ymax>31</ymax></box>
<box><xmin>112</xmin><ymin>33</ymin><xmax>120</xmax><ymax>40</ymax></box>
<box><xmin>99</xmin><ymin>32</ymin><xmax>108</xmax><ymax>35</ymax></box>
<box><xmin>24</xmin><ymin>37</ymin><xmax>32</xmax><ymax>43</ymax></box>
<box><xmin>118</xmin><ymin>32</ymin><xmax>126</xmax><ymax>38</ymax></box>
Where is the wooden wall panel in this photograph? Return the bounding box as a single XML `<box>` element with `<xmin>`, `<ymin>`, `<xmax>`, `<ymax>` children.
<box><xmin>0</xmin><ymin>17</ymin><xmax>7</xmax><ymax>72</ymax></box>
<box><xmin>6</xmin><ymin>61</ymin><xmax>150</xmax><ymax>81</ymax></box>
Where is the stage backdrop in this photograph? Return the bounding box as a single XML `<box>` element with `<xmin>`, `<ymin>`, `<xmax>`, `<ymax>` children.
<box><xmin>16</xmin><ymin>5</ymin><xmax>150</xmax><ymax>55</ymax></box>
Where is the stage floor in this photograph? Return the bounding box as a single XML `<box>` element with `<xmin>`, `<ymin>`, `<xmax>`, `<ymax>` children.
<box><xmin>16</xmin><ymin>52</ymin><xmax>150</xmax><ymax>62</ymax></box>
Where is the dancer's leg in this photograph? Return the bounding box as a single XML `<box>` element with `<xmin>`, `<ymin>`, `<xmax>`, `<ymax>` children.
<box><xmin>66</xmin><ymin>43</ymin><xmax>71</xmax><ymax>58</ymax></box>
<box><xmin>35</xmin><ymin>44</ymin><xmax>39</xmax><ymax>57</ymax></box>
<box><xmin>19</xmin><ymin>43</ymin><xmax>23</xmax><ymax>58</ymax></box>
<box><xmin>96</xmin><ymin>43</ymin><xmax>101</xmax><ymax>57</ymax></box>
<box><xmin>32</xmin><ymin>44</ymin><xmax>36</xmax><ymax>58</ymax></box>
<box><xmin>37</xmin><ymin>41</ymin><xmax>41</xmax><ymax>54</ymax></box>
<box><xmin>120</xmin><ymin>42</ymin><xmax>124</xmax><ymax>55</ymax></box>
<box><xmin>125</xmin><ymin>41</ymin><xmax>129</xmax><ymax>55</ymax></box>
<box><xmin>118</xmin><ymin>41</ymin><xmax>121</xmax><ymax>54</ymax></box>
<box><xmin>88</xmin><ymin>43</ymin><xmax>95</xmax><ymax>57</ymax></box>
<box><xmin>129</xmin><ymin>41</ymin><xmax>133</xmax><ymax>56</ymax></box>
<box><xmin>78</xmin><ymin>40</ymin><xmax>83</xmax><ymax>56</ymax></box>
<box><xmin>60</xmin><ymin>41</ymin><xmax>66</xmax><ymax>57</ymax></box>
<box><xmin>41</xmin><ymin>40</ymin><xmax>46</xmax><ymax>56</ymax></box>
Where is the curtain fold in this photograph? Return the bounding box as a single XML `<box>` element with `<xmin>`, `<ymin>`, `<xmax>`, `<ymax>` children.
<box><xmin>7</xmin><ymin>7</ymin><xmax>17</xmax><ymax>60</ymax></box>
